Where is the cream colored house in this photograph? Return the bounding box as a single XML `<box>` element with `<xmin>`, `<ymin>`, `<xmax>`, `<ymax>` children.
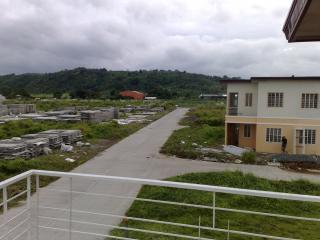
<box><xmin>224</xmin><ymin>77</ymin><xmax>320</xmax><ymax>155</ymax></box>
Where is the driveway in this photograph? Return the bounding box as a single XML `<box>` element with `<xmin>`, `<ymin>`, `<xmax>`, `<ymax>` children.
<box><xmin>2</xmin><ymin>108</ymin><xmax>320</xmax><ymax>240</ymax></box>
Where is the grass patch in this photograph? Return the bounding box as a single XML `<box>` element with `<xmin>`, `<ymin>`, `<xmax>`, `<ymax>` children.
<box><xmin>241</xmin><ymin>151</ymin><xmax>256</xmax><ymax>164</ymax></box>
<box><xmin>161</xmin><ymin>103</ymin><xmax>226</xmax><ymax>160</ymax></box>
<box><xmin>161</xmin><ymin>125</ymin><xmax>225</xmax><ymax>159</ymax></box>
<box><xmin>110</xmin><ymin>171</ymin><xmax>320</xmax><ymax>240</ymax></box>
<box><xmin>180</xmin><ymin>104</ymin><xmax>225</xmax><ymax>127</ymax></box>
<box><xmin>0</xmin><ymin>119</ymin><xmax>142</xmax><ymax>140</ymax></box>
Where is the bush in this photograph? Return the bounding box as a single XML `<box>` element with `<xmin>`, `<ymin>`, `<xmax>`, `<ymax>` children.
<box><xmin>241</xmin><ymin>151</ymin><xmax>256</xmax><ymax>164</ymax></box>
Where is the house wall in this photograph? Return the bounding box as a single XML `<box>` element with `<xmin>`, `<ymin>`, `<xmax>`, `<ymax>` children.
<box><xmin>257</xmin><ymin>80</ymin><xmax>320</xmax><ymax>119</ymax></box>
<box><xmin>255</xmin><ymin>123</ymin><xmax>320</xmax><ymax>155</ymax></box>
<box><xmin>226</xmin><ymin>79</ymin><xmax>320</xmax><ymax>155</ymax></box>
<box><xmin>238</xmin><ymin>124</ymin><xmax>256</xmax><ymax>149</ymax></box>
<box><xmin>227</xmin><ymin>82</ymin><xmax>258</xmax><ymax>116</ymax></box>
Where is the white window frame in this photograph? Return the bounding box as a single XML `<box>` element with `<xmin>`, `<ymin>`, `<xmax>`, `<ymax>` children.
<box><xmin>304</xmin><ymin>129</ymin><xmax>316</xmax><ymax>145</ymax></box>
<box><xmin>301</xmin><ymin>93</ymin><xmax>318</xmax><ymax>109</ymax></box>
<box><xmin>268</xmin><ymin>93</ymin><xmax>283</xmax><ymax>108</ymax></box>
<box><xmin>245</xmin><ymin>93</ymin><xmax>253</xmax><ymax>107</ymax></box>
<box><xmin>244</xmin><ymin>125</ymin><xmax>251</xmax><ymax>138</ymax></box>
<box><xmin>266</xmin><ymin>128</ymin><xmax>282</xmax><ymax>143</ymax></box>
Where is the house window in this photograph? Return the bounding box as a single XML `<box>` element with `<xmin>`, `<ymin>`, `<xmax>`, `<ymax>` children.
<box><xmin>266</xmin><ymin>128</ymin><xmax>281</xmax><ymax>143</ymax></box>
<box><xmin>268</xmin><ymin>93</ymin><xmax>283</xmax><ymax>107</ymax></box>
<box><xmin>245</xmin><ymin>93</ymin><xmax>253</xmax><ymax>107</ymax></box>
<box><xmin>244</xmin><ymin>125</ymin><xmax>251</xmax><ymax>138</ymax></box>
<box><xmin>301</xmin><ymin>93</ymin><xmax>318</xmax><ymax>108</ymax></box>
<box><xmin>304</xmin><ymin>129</ymin><xmax>316</xmax><ymax>144</ymax></box>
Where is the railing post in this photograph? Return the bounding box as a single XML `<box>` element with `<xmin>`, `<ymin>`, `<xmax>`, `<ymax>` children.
<box><xmin>198</xmin><ymin>216</ymin><xmax>201</xmax><ymax>239</ymax></box>
<box><xmin>3</xmin><ymin>187</ymin><xmax>8</xmax><ymax>240</ymax></box>
<box><xmin>27</xmin><ymin>176</ymin><xmax>31</xmax><ymax>240</ymax></box>
<box><xmin>124</xmin><ymin>217</ymin><xmax>129</xmax><ymax>238</ymax></box>
<box><xmin>212</xmin><ymin>192</ymin><xmax>216</xmax><ymax>229</ymax></box>
<box><xmin>227</xmin><ymin>220</ymin><xmax>230</xmax><ymax>240</ymax></box>
<box><xmin>69</xmin><ymin>177</ymin><xmax>73</xmax><ymax>240</ymax></box>
<box><xmin>36</xmin><ymin>175</ymin><xmax>40</xmax><ymax>240</ymax></box>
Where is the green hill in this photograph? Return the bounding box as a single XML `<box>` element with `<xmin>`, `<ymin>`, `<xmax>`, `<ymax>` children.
<box><xmin>0</xmin><ymin>68</ymin><xmax>234</xmax><ymax>99</ymax></box>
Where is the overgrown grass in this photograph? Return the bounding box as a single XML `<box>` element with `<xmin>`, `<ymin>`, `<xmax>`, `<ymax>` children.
<box><xmin>179</xmin><ymin>103</ymin><xmax>225</xmax><ymax>127</ymax></box>
<box><xmin>161</xmin><ymin>125</ymin><xmax>225</xmax><ymax>159</ymax></box>
<box><xmin>241</xmin><ymin>151</ymin><xmax>256</xmax><ymax>164</ymax></box>
<box><xmin>161</xmin><ymin>103</ymin><xmax>226</xmax><ymax>159</ymax></box>
<box><xmin>0</xmin><ymin>119</ymin><xmax>142</xmax><ymax>140</ymax></box>
<box><xmin>110</xmin><ymin>171</ymin><xmax>320</xmax><ymax>240</ymax></box>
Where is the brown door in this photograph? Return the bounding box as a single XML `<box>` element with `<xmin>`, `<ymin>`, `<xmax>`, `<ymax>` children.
<box><xmin>227</xmin><ymin>124</ymin><xmax>239</xmax><ymax>146</ymax></box>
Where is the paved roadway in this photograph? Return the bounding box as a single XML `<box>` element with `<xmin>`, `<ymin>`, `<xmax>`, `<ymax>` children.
<box><xmin>2</xmin><ymin>108</ymin><xmax>320</xmax><ymax>240</ymax></box>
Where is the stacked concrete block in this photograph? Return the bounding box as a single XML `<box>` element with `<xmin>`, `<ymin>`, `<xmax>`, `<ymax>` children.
<box><xmin>57</xmin><ymin>114</ymin><xmax>81</xmax><ymax>122</ymax></box>
<box><xmin>150</xmin><ymin>107</ymin><xmax>165</xmax><ymax>112</ymax></box>
<box><xmin>0</xmin><ymin>129</ymin><xmax>83</xmax><ymax>160</ymax></box>
<box><xmin>23</xmin><ymin>133</ymin><xmax>62</xmax><ymax>149</ymax></box>
<box><xmin>22</xmin><ymin>138</ymin><xmax>50</xmax><ymax>157</ymax></box>
<box><xmin>1</xmin><ymin>138</ymin><xmax>49</xmax><ymax>158</ymax></box>
<box><xmin>40</xmin><ymin>130</ymin><xmax>83</xmax><ymax>144</ymax></box>
<box><xmin>46</xmin><ymin>110</ymin><xmax>75</xmax><ymax>116</ymax></box>
<box><xmin>0</xmin><ymin>142</ymin><xmax>30</xmax><ymax>160</ymax></box>
<box><xmin>81</xmin><ymin>108</ymin><xmax>118</xmax><ymax>123</ymax></box>
<box><xmin>0</xmin><ymin>105</ymin><xmax>8</xmax><ymax>116</ymax></box>
<box><xmin>7</xmin><ymin>104</ymin><xmax>36</xmax><ymax>115</ymax></box>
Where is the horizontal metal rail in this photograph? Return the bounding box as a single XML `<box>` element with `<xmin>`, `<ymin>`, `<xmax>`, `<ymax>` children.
<box><xmin>38</xmin><ymin>225</ymin><xmax>137</xmax><ymax>240</ymax></box>
<box><xmin>0</xmin><ymin>190</ymin><xmax>28</xmax><ymax>208</ymax></box>
<box><xmin>38</xmin><ymin>206</ymin><xmax>299</xmax><ymax>240</ymax></box>
<box><xmin>0</xmin><ymin>169</ymin><xmax>319</xmax><ymax>240</ymax></box>
<box><xmin>33</xmin><ymin>170</ymin><xmax>320</xmax><ymax>203</ymax></box>
<box><xmin>38</xmin><ymin>216</ymin><xmax>214</xmax><ymax>240</ymax></box>
<box><xmin>44</xmin><ymin>188</ymin><xmax>320</xmax><ymax>223</ymax></box>
<box><xmin>0</xmin><ymin>170</ymin><xmax>33</xmax><ymax>189</ymax></box>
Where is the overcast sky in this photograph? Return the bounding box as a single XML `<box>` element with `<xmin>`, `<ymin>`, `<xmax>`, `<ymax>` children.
<box><xmin>1</xmin><ymin>0</ymin><xmax>320</xmax><ymax>78</ymax></box>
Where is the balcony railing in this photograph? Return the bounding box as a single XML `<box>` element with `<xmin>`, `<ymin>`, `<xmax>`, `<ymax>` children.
<box><xmin>228</xmin><ymin>107</ymin><xmax>239</xmax><ymax>116</ymax></box>
<box><xmin>1</xmin><ymin>170</ymin><xmax>320</xmax><ymax>240</ymax></box>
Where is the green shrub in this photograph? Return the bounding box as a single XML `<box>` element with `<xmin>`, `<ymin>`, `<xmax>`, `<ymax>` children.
<box><xmin>241</xmin><ymin>151</ymin><xmax>256</xmax><ymax>164</ymax></box>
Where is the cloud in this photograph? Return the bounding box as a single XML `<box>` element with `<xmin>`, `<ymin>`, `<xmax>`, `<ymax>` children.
<box><xmin>0</xmin><ymin>0</ymin><xmax>319</xmax><ymax>78</ymax></box>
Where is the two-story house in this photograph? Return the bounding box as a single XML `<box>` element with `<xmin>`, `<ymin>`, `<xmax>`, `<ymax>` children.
<box><xmin>224</xmin><ymin>76</ymin><xmax>320</xmax><ymax>155</ymax></box>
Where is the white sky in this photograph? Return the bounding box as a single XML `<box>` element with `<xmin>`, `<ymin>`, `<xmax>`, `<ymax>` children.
<box><xmin>1</xmin><ymin>0</ymin><xmax>320</xmax><ymax>78</ymax></box>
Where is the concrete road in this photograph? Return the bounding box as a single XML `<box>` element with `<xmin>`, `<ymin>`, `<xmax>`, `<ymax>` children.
<box><xmin>2</xmin><ymin>108</ymin><xmax>320</xmax><ymax>240</ymax></box>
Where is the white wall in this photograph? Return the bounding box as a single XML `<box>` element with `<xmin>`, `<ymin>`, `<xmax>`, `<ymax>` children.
<box><xmin>227</xmin><ymin>82</ymin><xmax>258</xmax><ymax>116</ymax></box>
<box><xmin>256</xmin><ymin>80</ymin><xmax>320</xmax><ymax>119</ymax></box>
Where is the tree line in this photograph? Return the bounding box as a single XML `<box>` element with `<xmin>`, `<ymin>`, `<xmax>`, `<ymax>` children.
<box><xmin>0</xmin><ymin>68</ymin><xmax>237</xmax><ymax>99</ymax></box>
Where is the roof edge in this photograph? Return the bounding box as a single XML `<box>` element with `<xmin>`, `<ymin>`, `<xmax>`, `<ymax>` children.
<box><xmin>251</xmin><ymin>76</ymin><xmax>320</xmax><ymax>81</ymax></box>
<box><xmin>219</xmin><ymin>79</ymin><xmax>251</xmax><ymax>84</ymax></box>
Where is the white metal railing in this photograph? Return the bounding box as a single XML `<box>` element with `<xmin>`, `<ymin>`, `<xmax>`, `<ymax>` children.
<box><xmin>0</xmin><ymin>170</ymin><xmax>320</xmax><ymax>240</ymax></box>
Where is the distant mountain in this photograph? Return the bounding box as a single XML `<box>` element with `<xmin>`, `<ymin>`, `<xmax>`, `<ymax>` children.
<box><xmin>0</xmin><ymin>68</ymin><xmax>236</xmax><ymax>99</ymax></box>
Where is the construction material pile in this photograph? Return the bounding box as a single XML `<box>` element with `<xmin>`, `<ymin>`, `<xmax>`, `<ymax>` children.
<box><xmin>0</xmin><ymin>129</ymin><xmax>83</xmax><ymax>160</ymax></box>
